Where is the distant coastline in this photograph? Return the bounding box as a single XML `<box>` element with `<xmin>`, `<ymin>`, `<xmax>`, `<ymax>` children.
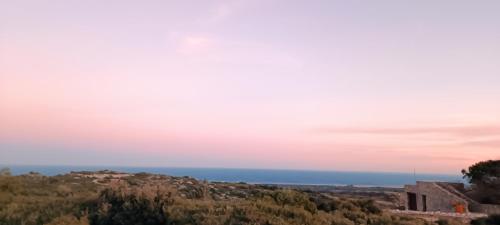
<box><xmin>2</xmin><ymin>165</ymin><xmax>463</xmax><ymax>187</ymax></box>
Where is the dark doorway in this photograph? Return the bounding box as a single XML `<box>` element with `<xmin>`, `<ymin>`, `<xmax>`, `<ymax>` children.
<box><xmin>422</xmin><ymin>195</ymin><xmax>427</xmax><ymax>212</ymax></box>
<box><xmin>407</xmin><ymin>192</ymin><xmax>417</xmax><ymax>210</ymax></box>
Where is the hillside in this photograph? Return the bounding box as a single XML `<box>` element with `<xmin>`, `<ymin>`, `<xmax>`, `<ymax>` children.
<box><xmin>0</xmin><ymin>170</ymin><xmax>465</xmax><ymax>225</ymax></box>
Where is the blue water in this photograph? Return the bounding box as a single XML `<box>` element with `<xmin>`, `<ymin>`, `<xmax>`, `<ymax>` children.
<box><xmin>3</xmin><ymin>165</ymin><xmax>463</xmax><ymax>187</ymax></box>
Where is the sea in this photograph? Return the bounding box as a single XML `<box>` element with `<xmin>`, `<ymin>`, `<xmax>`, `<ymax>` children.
<box><xmin>3</xmin><ymin>165</ymin><xmax>464</xmax><ymax>188</ymax></box>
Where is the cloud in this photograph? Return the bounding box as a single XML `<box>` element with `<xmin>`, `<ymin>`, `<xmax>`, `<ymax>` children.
<box><xmin>401</xmin><ymin>154</ymin><xmax>474</xmax><ymax>162</ymax></box>
<box><xmin>461</xmin><ymin>139</ymin><xmax>500</xmax><ymax>148</ymax></box>
<box><xmin>202</xmin><ymin>1</ymin><xmax>253</xmax><ymax>24</ymax></box>
<box><xmin>206</xmin><ymin>3</ymin><xmax>233</xmax><ymax>23</ymax></box>
<box><xmin>169</xmin><ymin>32</ymin><xmax>303</xmax><ymax>68</ymax></box>
<box><xmin>176</xmin><ymin>36</ymin><xmax>214</xmax><ymax>55</ymax></box>
<box><xmin>313</xmin><ymin>125</ymin><xmax>500</xmax><ymax>138</ymax></box>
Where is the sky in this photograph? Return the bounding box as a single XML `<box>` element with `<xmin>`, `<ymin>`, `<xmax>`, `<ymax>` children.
<box><xmin>1</xmin><ymin>0</ymin><xmax>500</xmax><ymax>174</ymax></box>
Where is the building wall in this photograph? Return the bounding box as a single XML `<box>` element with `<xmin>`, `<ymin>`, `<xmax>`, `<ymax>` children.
<box><xmin>404</xmin><ymin>182</ymin><xmax>469</xmax><ymax>213</ymax></box>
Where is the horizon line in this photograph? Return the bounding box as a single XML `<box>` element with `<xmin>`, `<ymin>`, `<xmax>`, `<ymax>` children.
<box><xmin>1</xmin><ymin>163</ymin><xmax>463</xmax><ymax>176</ymax></box>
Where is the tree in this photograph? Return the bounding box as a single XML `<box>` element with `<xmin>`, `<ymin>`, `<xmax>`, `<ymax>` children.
<box><xmin>462</xmin><ymin>160</ymin><xmax>500</xmax><ymax>204</ymax></box>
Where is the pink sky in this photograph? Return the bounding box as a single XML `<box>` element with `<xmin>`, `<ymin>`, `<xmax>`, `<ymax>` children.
<box><xmin>1</xmin><ymin>0</ymin><xmax>500</xmax><ymax>174</ymax></box>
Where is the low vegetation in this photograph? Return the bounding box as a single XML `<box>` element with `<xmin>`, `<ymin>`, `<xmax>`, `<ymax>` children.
<box><xmin>470</xmin><ymin>215</ymin><xmax>500</xmax><ymax>225</ymax></box>
<box><xmin>0</xmin><ymin>169</ymin><xmax>437</xmax><ymax>225</ymax></box>
<box><xmin>4</xmin><ymin>160</ymin><xmax>500</xmax><ymax>225</ymax></box>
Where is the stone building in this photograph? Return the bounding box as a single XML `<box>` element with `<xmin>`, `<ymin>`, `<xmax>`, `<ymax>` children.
<box><xmin>403</xmin><ymin>181</ymin><xmax>500</xmax><ymax>215</ymax></box>
<box><xmin>404</xmin><ymin>181</ymin><xmax>469</xmax><ymax>213</ymax></box>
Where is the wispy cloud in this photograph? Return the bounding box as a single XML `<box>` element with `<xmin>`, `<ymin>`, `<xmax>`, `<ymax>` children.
<box><xmin>176</xmin><ymin>35</ymin><xmax>214</xmax><ymax>55</ymax></box>
<box><xmin>168</xmin><ymin>32</ymin><xmax>303</xmax><ymax>67</ymax></box>
<box><xmin>313</xmin><ymin>125</ymin><xmax>500</xmax><ymax>138</ymax></box>
<box><xmin>401</xmin><ymin>154</ymin><xmax>474</xmax><ymax>162</ymax></box>
<box><xmin>461</xmin><ymin>139</ymin><xmax>500</xmax><ymax>148</ymax></box>
<box><xmin>205</xmin><ymin>3</ymin><xmax>233</xmax><ymax>24</ymax></box>
<box><xmin>201</xmin><ymin>0</ymin><xmax>254</xmax><ymax>24</ymax></box>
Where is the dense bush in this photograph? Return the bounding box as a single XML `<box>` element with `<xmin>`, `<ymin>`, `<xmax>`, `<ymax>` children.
<box><xmin>471</xmin><ymin>214</ymin><xmax>500</xmax><ymax>225</ymax></box>
<box><xmin>435</xmin><ymin>219</ymin><xmax>465</xmax><ymax>225</ymax></box>
<box><xmin>89</xmin><ymin>184</ymin><xmax>431</xmax><ymax>225</ymax></box>
<box><xmin>89</xmin><ymin>184</ymin><xmax>174</xmax><ymax>225</ymax></box>
<box><xmin>44</xmin><ymin>215</ymin><xmax>89</xmax><ymax>225</ymax></box>
<box><xmin>0</xmin><ymin>171</ymin><xmax>437</xmax><ymax>225</ymax></box>
<box><xmin>0</xmin><ymin>174</ymin><xmax>97</xmax><ymax>225</ymax></box>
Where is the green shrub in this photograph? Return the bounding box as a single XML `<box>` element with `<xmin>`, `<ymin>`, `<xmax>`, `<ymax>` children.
<box><xmin>89</xmin><ymin>185</ymin><xmax>173</xmax><ymax>225</ymax></box>
<box><xmin>471</xmin><ymin>214</ymin><xmax>500</xmax><ymax>225</ymax></box>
